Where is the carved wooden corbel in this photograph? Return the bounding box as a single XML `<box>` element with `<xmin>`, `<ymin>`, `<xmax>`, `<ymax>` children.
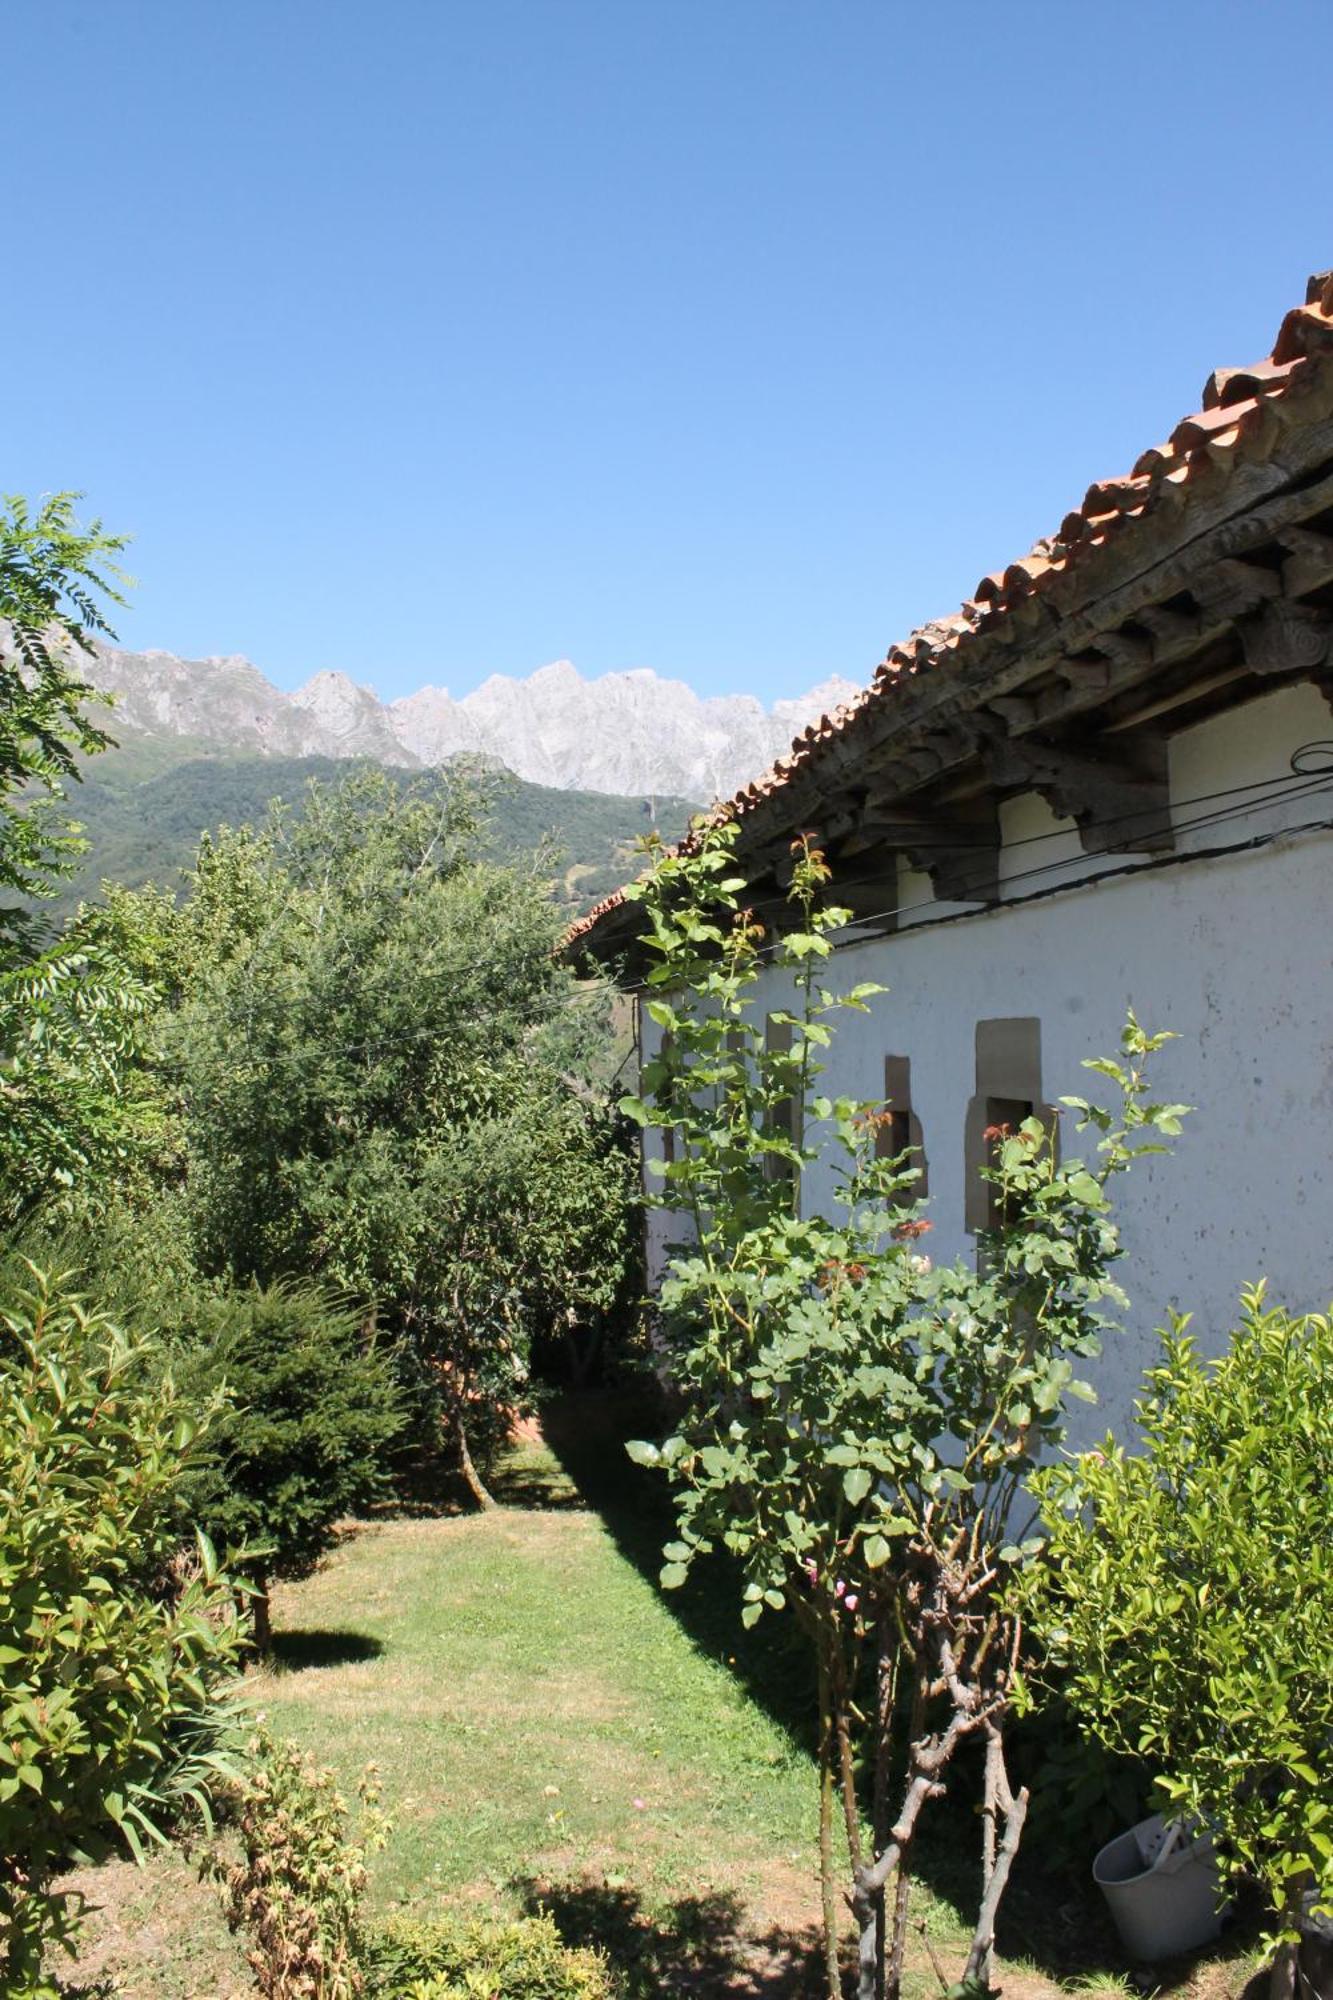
<box><xmin>1138</xmin><ymin>604</ymin><xmax>1204</xmax><ymax>651</ymax></box>
<box><xmin>1194</xmin><ymin>556</ymin><xmax>1284</xmax><ymax>620</ymax></box>
<box><xmin>1280</xmin><ymin>535</ymin><xmax>1333</xmax><ymax>602</ymax></box>
<box><xmin>982</xmin><ymin>733</ymin><xmax>1173</xmax><ymax>855</ymax></box>
<box><xmin>1239</xmin><ymin>597</ymin><xmax>1333</xmax><ymax>682</ymax></box>
<box><xmin>900</xmin><ymin>804</ymin><xmax>1001</xmax><ymax>905</ymax></box>
<box><xmin>842</xmin><ymin>798</ymin><xmax>1001</xmax><ymax>907</ymax></box>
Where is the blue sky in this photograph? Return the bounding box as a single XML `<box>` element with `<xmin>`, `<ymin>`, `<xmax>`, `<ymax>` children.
<box><xmin>9</xmin><ymin>1</ymin><xmax>1333</xmax><ymax>705</ymax></box>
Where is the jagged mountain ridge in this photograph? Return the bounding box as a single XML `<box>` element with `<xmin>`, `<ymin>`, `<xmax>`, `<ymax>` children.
<box><xmin>87</xmin><ymin>646</ymin><xmax>861</xmax><ymax>802</ymax></box>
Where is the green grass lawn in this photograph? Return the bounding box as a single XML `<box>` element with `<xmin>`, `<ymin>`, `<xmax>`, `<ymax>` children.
<box><xmin>60</xmin><ymin>1404</ymin><xmax>1268</xmax><ymax>1998</ymax></box>
<box><xmin>257</xmin><ymin>1437</ymin><xmax>819</xmax><ymax>1927</ymax></box>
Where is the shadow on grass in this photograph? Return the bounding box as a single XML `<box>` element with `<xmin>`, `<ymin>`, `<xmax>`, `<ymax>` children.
<box><xmin>488</xmin><ymin>1449</ymin><xmax>587</xmax><ymax>1512</ymax></box>
<box><xmin>539</xmin><ymin>1389</ymin><xmax>817</xmax><ymax>1758</ymax></box>
<box><xmin>270</xmin><ymin>1627</ymin><xmax>386</xmax><ymax>1670</ymax></box>
<box><xmin>537</xmin><ymin>1391</ymin><xmax>1167</xmax><ymax>1989</ymax></box>
<box><xmin>515</xmin><ymin>1876</ymin><xmax>827</xmax><ymax>1998</ymax></box>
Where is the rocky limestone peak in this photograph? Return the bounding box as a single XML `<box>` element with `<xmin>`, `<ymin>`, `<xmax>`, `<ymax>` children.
<box><xmin>526</xmin><ymin>658</ymin><xmax>583</xmax><ymax>689</ymax></box>
<box><xmin>83</xmin><ymin>644</ymin><xmax>870</xmax><ymax>801</ymax></box>
<box><xmin>775</xmin><ymin>675</ymin><xmax>860</xmax><ymax>723</ymax></box>
<box><xmin>290</xmin><ymin>671</ymin><xmax>416</xmax><ymax>763</ymax></box>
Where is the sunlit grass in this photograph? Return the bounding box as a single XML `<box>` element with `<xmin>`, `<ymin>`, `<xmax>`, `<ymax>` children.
<box><xmin>60</xmin><ymin>1419</ymin><xmax>1268</xmax><ymax>1997</ymax></box>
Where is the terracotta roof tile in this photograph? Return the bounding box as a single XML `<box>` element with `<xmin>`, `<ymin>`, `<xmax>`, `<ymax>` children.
<box><xmin>563</xmin><ymin>269</ymin><xmax>1333</xmax><ymax>958</ymax></box>
<box><xmin>1203</xmin><ymin>356</ymin><xmax>1302</xmax><ymax>408</ymax></box>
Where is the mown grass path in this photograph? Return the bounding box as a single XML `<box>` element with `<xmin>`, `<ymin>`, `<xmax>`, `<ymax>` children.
<box><xmin>65</xmin><ymin>1414</ymin><xmax>1258</xmax><ymax>1997</ymax></box>
<box><xmin>257</xmin><ymin>1447</ymin><xmax>820</xmax><ymax>1935</ymax></box>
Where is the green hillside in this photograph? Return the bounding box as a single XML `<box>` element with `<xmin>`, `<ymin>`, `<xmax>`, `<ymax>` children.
<box><xmin>49</xmin><ymin>743</ymin><xmax>697</xmax><ymax>920</ymax></box>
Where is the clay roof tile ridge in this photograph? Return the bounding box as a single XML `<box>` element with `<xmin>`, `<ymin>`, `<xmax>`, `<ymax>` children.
<box><xmin>562</xmin><ymin>268</ymin><xmax>1332</xmax><ymax>961</ymax></box>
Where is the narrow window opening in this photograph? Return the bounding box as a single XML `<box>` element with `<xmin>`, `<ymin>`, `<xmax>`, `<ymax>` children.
<box><xmin>982</xmin><ymin>1094</ymin><xmax>1033</xmax><ymax>1232</ymax></box>
<box><xmin>964</xmin><ymin>1019</ymin><xmax>1054</xmax><ymax>1236</ymax></box>
<box><xmin>877</xmin><ymin>1054</ymin><xmax>928</xmax><ymax>1198</ymax></box>
<box><xmin>764</xmin><ymin>1014</ymin><xmax>801</xmax><ymax>1184</ymax></box>
<box><xmin>657</xmin><ymin>1026</ymin><xmax>676</xmax><ymax>1166</ymax></box>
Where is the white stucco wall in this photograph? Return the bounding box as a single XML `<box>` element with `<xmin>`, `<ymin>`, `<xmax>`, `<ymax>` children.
<box><xmin>638</xmin><ymin>681</ymin><xmax>1333</xmax><ymax>1444</ymax></box>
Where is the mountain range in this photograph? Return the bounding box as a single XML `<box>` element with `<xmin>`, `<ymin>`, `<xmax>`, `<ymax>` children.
<box><xmin>86</xmin><ymin>646</ymin><xmax>861</xmax><ymax>802</ymax></box>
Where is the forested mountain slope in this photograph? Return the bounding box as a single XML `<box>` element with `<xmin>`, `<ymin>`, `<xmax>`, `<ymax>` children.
<box><xmin>52</xmin><ymin>741</ymin><xmax>696</xmax><ymax>919</ymax></box>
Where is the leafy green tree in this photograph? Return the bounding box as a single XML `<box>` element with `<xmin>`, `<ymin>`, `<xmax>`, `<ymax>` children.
<box><xmin>0</xmin><ymin>923</ymin><xmax>158</xmax><ymax>1230</ymax></box>
<box><xmin>0</xmin><ymin>1267</ymin><xmax>245</xmax><ymax>1994</ymax></box>
<box><xmin>1027</xmin><ymin>1289</ymin><xmax>1333</xmax><ymax>2000</ymax></box>
<box><xmin>619</xmin><ymin>821</ymin><xmax>1184</xmax><ymax>2000</ymax></box>
<box><xmin>147</xmin><ymin>769</ymin><xmax>634</xmax><ymax>1493</ymax></box>
<box><xmin>0</xmin><ymin>493</ymin><xmax>156</xmax><ymax>1230</ymax></box>
<box><xmin>408</xmin><ymin>1056</ymin><xmax>638</xmax><ymax>1498</ymax></box>
<box><xmin>0</xmin><ymin>491</ymin><xmax>129</xmax><ymax>943</ymax></box>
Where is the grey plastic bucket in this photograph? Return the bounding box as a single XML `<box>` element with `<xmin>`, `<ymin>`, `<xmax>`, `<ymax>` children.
<box><xmin>1092</xmin><ymin>1815</ymin><xmax>1226</xmax><ymax>1961</ymax></box>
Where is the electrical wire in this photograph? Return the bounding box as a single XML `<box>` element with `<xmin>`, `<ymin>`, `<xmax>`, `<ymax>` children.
<box><xmin>620</xmin><ymin>739</ymin><xmax>1333</xmax><ymax>991</ymax></box>
<box><xmin>167</xmin><ymin>741</ymin><xmax>1333</xmax><ymax>1066</ymax></box>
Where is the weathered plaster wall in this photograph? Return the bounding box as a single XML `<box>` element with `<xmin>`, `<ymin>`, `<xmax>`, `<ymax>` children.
<box><xmin>639</xmin><ymin>681</ymin><xmax>1333</xmax><ymax>1443</ymax></box>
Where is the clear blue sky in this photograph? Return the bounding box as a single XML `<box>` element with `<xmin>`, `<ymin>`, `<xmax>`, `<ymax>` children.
<box><xmin>9</xmin><ymin>1</ymin><xmax>1332</xmax><ymax>705</ymax></box>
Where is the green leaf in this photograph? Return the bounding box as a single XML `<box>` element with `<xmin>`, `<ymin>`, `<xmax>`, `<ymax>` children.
<box><xmin>863</xmin><ymin>1534</ymin><xmax>891</xmax><ymax>1569</ymax></box>
<box><xmin>659</xmin><ymin>1562</ymin><xmax>688</xmax><ymax>1590</ymax></box>
<box><xmin>842</xmin><ymin>1466</ymin><xmax>872</xmax><ymax>1506</ymax></box>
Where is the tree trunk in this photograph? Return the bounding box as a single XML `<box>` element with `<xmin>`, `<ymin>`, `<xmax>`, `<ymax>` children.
<box><xmin>455</xmin><ymin>1411</ymin><xmax>495</xmax><ymax>1510</ymax></box>
<box><xmin>1270</xmin><ymin>1939</ymin><xmax>1298</xmax><ymax>2000</ymax></box>
<box><xmin>250</xmin><ymin>1574</ymin><xmax>273</xmax><ymax>1654</ymax></box>
<box><xmin>872</xmin><ymin>1624</ymin><xmax>897</xmax><ymax>2000</ymax></box>
<box><xmin>818</xmin><ymin>1648</ymin><xmax>843</xmax><ymax>2000</ymax></box>
<box><xmin>1270</xmin><ymin>1883</ymin><xmax>1320</xmax><ymax>2000</ymax></box>
<box><xmin>884</xmin><ymin>1649</ymin><xmax>928</xmax><ymax>2000</ymax></box>
<box><xmin>963</xmin><ymin>1731</ymin><xmax>1028</xmax><ymax>1989</ymax></box>
<box><xmin>564</xmin><ymin>1317</ymin><xmax>601</xmax><ymax>1389</ymax></box>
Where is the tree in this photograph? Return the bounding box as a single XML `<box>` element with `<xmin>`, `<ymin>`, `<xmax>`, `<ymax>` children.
<box><xmin>619</xmin><ymin>821</ymin><xmax>1184</xmax><ymax>2000</ymax></box>
<box><xmin>0</xmin><ymin>493</ymin><xmax>155</xmax><ymax>1230</ymax></box>
<box><xmin>0</xmin><ymin>1267</ymin><xmax>245</xmax><ymax>1994</ymax></box>
<box><xmin>0</xmin><ymin>921</ymin><xmax>158</xmax><ymax>1231</ymax></box>
<box><xmin>407</xmin><ymin>1056</ymin><xmax>638</xmax><ymax>1499</ymax></box>
<box><xmin>177</xmin><ymin>1283</ymin><xmax>406</xmax><ymax>1648</ymax></box>
<box><xmin>1027</xmin><ymin>1289</ymin><xmax>1333</xmax><ymax>2000</ymax></box>
<box><xmin>0</xmin><ymin>490</ymin><xmax>129</xmax><ymax>946</ymax></box>
<box><xmin>147</xmin><ymin>769</ymin><xmax>635</xmax><ymax>1492</ymax></box>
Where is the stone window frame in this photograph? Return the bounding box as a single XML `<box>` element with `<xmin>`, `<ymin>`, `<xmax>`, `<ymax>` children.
<box><xmin>963</xmin><ymin>1017</ymin><xmax>1058</xmax><ymax>1235</ymax></box>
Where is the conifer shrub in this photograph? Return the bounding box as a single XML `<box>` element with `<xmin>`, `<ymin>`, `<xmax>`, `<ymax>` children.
<box><xmin>177</xmin><ymin>1283</ymin><xmax>405</xmax><ymax>1646</ymax></box>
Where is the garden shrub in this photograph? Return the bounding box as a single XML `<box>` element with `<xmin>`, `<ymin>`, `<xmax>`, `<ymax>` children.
<box><xmin>208</xmin><ymin>1729</ymin><xmax>389</xmax><ymax>2000</ymax></box>
<box><xmin>363</xmin><ymin>1910</ymin><xmax>614</xmax><ymax>2000</ymax></box>
<box><xmin>210</xmin><ymin>1734</ymin><xmax>611</xmax><ymax>2000</ymax></box>
<box><xmin>1028</xmin><ymin>1287</ymin><xmax>1333</xmax><ymax>1995</ymax></box>
<box><xmin>175</xmin><ymin>1281</ymin><xmax>406</xmax><ymax>1647</ymax></box>
<box><xmin>0</xmin><ymin>1267</ymin><xmax>245</xmax><ymax>1995</ymax></box>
